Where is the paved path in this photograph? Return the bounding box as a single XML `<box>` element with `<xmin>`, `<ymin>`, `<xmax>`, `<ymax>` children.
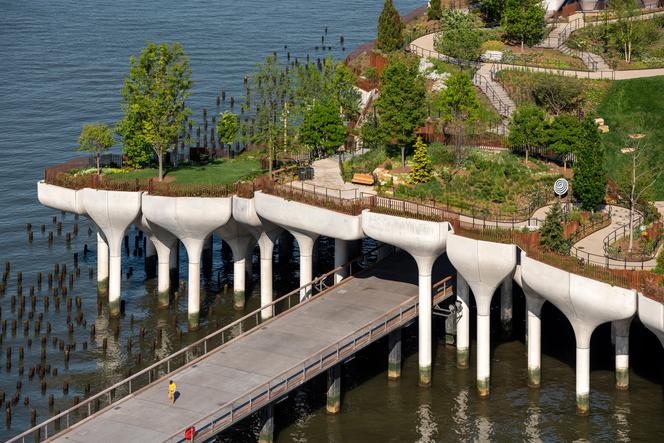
<box><xmin>300</xmin><ymin>156</ymin><xmax>376</xmax><ymax>198</ymax></box>
<box><xmin>51</xmin><ymin>252</ymin><xmax>451</xmax><ymax>443</ymax></box>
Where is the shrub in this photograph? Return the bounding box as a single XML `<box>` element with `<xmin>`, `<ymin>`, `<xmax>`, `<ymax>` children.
<box><xmin>410</xmin><ymin>137</ymin><xmax>433</xmax><ymax>184</ymax></box>
<box><xmin>531</xmin><ymin>74</ymin><xmax>584</xmax><ymax>115</ymax></box>
<box><xmin>481</xmin><ymin>40</ymin><xmax>505</xmax><ymax>52</ymax></box>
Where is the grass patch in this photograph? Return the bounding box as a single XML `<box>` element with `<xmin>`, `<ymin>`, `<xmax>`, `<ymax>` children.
<box><xmin>597</xmin><ymin>76</ymin><xmax>664</xmax><ymax>199</ymax></box>
<box><xmin>107</xmin><ymin>157</ymin><xmax>263</xmax><ymax>185</ymax></box>
<box><xmin>494</xmin><ymin>70</ymin><xmax>611</xmax><ymax>115</ymax></box>
<box><xmin>501</xmin><ymin>46</ymin><xmax>588</xmax><ymax>70</ymax></box>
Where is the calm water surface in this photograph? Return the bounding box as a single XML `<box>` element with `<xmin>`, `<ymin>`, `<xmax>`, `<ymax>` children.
<box><xmin>1</xmin><ymin>0</ymin><xmax>664</xmax><ymax>441</ymax></box>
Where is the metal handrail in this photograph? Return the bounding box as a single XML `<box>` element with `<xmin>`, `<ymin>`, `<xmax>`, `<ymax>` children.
<box><xmin>164</xmin><ymin>277</ymin><xmax>454</xmax><ymax>443</ymax></box>
<box><xmin>6</xmin><ymin>243</ymin><xmax>395</xmax><ymax>443</ymax></box>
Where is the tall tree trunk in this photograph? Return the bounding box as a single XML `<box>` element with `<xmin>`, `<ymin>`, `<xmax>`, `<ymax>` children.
<box><xmin>401</xmin><ymin>145</ymin><xmax>406</xmax><ymax>169</ymax></box>
<box><xmin>525</xmin><ymin>146</ymin><xmax>529</xmax><ymax>165</ymax></box>
<box><xmin>521</xmin><ymin>40</ymin><xmax>524</xmax><ymax>53</ymax></box>
<box><xmin>96</xmin><ymin>153</ymin><xmax>101</xmax><ymax>175</ymax></box>
<box><xmin>158</xmin><ymin>153</ymin><xmax>164</xmax><ymax>182</ymax></box>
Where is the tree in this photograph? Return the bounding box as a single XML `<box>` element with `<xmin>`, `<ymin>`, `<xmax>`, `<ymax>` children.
<box><xmin>359</xmin><ymin>110</ymin><xmax>387</xmax><ymax>150</ymax></box>
<box><xmin>299</xmin><ymin>99</ymin><xmax>346</xmax><ymax>155</ymax></box>
<box><xmin>374</xmin><ymin>54</ymin><xmax>426</xmax><ymax>167</ymax></box>
<box><xmin>376</xmin><ymin>0</ymin><xmax>404</xmax><ymax>53</ymax></box>
<box><xmin>78</xmin><ymin>123</ymin><xmax>115</xmax><ymax>174</ymax></box>
<box><xmin>531</xmin><ymin>74</ymin><xmax>584</xmax><ymax>116</ymax></box>
<box><xmin>614</xmin><ymin>131</ymin><xmax>663</xmax><ymax>253</ymax></box>
<box><xmin>410</xmin><ymin>137</ymin><xmax>433</xmax><ymax>184</ymax></box>
<box><xmin>501</xmin><ymin>0</ymin><xmax>546</xmax><ymax>51</ymax></box>
<box><xmin>539</xmin><ymin>200</ymin><xmax>568</xmax><ymax>255</ymax></box>
<box><xmin>433</xmin><ymin>72</ymin><xmax>480</xmax><ymax>165</ymax></box>
<box><xmin>434</xmin><ymin>11</ymin><xmax>483</xmax><ymax>61</ymax></box>
<box><xmin>427</xmin><ymin>0</ymin><xmax>443</xmax><ymax>20</ymax></box>
<box><xmin>117</xmin><ymin>42</ymin><xmax>192</xmax><ymax>181</ymax></box>
<box><xmin>572</xmin><ymin>119</ymin><xmax>607</xmax><ymax>211</ymax></box>
<box><xmin>508</xmin><ymin>104</ymin><xmax>546</xmax><ymax>164</ymax></box>
<box><xmin>546</xmin><ymin>114</ymin><xmax>584</xmax><ymax>170</ymax></box>
<box><xmin>217</xmin><ymin>111</ymin><xmax>239</xmax><ymax>151</ymax></box>
<box><xmin>609</xmin><ymin>0</ymin><xmax>640</xmax><ymax>63</ymax></box>
<box><xmin>479</xmin><ymin>0</ymin><xmax>506</xmax><ymax>24</ymax></box>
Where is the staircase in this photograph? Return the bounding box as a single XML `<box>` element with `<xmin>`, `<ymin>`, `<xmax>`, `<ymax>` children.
<box><xmin>473</xmin><ymin>64</ymin><xmax>516</xmax><ymax>122</ymax></box>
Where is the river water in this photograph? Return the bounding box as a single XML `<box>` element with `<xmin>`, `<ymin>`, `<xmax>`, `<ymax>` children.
<box><xmin>1</xmin><ymin>0</ymin><xmax>664</xmax><ymax>441</ymax></box>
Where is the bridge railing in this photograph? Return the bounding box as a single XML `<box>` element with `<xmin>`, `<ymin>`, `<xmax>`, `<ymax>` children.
<box><xmin>164</xmin><ymin>276</ymin><xmax>454</xmax><ymax>443</ymax></box>
<box><xmin>5</xmin><ymin>244</ymin><xmax>395</xmax><ymax>443</ymax></box>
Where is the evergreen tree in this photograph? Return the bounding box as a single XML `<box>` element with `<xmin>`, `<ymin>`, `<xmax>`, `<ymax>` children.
<box><xmin>572</xmin><ymin>119</ymin><xmax>607</xmax><ymax>211</ymax></box>
<box><xmin>377</xmin><ymin>0</ymin><xmax>404</xmax><ymax>53</ymax></box>
<box><xmin>410</xmin><ymin>137</ymin><xmax>433</xmax><ymax>184</ymax></box>
<box><xmin>539</xmin><ymin>200</ymin><xmax>568</xmax><ymax>254</ymax></box>
<box><xmin>427</xmin><ymin>0</ymin><xmax>443</xmax><ymax>21</ymax></box>
<box><xmin>501</xmin><ymin>0</ymin><xmax>546</xmax><ymax>51</ymax></box>
<box><xmin>374</xmin><ymin>54</ymin><xmax>426</xmax><ymax>167</ymax></box>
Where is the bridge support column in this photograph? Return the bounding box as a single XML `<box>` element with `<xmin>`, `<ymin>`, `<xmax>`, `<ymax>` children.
<box><xmin>388</xmin><ymin>328</ymin><xmax>401</xmax><ymax>380</ymax></box>
<box><xmin>500</xmin><ymin>276</ymin><xmax>513</xmax><ymax>337</ymax></box>
<box><xmin>613</xmin><ymin>318</ymin><xmax>631</xmax><ymax>390</ymax></box>
<box><xmin>525</xmin><ymin>292</ymin><xmax>545</xmax><ymax>388</ymax></box>
<box><xmin>145</xmin><ymin>237</ymin><xmax>157</xmax><ymax>278</ymax></box>
<box><xmin>327</xmin><ymin>364</ymin><xmax>341</xmax><ymax>414</ymax></box>
<box><xmin>233</xmin><ymin>257</ymin><xmax>247</xmax><ymax>310</ymax></box>
<box><xmin>416</xmin><ymin>256</ymin><xmax>435</xmax><ymax>386</ymax></box>
<box><xmin>456</xmin><ymin>274</ymin><xmax>470</xmax><ymax>369</ymax></box>
<box><xmin>188</xmin><ymin>260</ymin><xmax>201</xmax><ymax>330</ymax></box>
<box><xmin>291</xmin><ymin>231</ymin><xmax>318</xmax><ymax>301</ymax></box>
<box><xmin>97</xmin><ymin>232</ymin><xmax>109</xmax><ymax>291</ymax></box>
<box><xmin>258</xmin><ymin>229</ymin><xmax>281</xmax><ymax>320</ymax></box>
<box><xmin>576</xmin><ymin>345</ymin><xmax>590</xmax><ymax>416</ymax></box>
<box><xmin>259</xmin><ymin>404</ymin><xmax>274</xmax><ymax>443</ymax></box>
<box><xmin>334</xmin><ymin>238</ymin><xmax>348</xmax><ymax>284</ymax></box>
<box><xmin>108</xmin><ymin>245</ymin><xmax>123</xmax><ymax>317</ymax></box>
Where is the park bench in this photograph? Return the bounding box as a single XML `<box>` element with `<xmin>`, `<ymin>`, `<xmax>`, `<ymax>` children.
<box><xmin>351</xmin><ymin>173</ymin><xmax>374</xmax><ymax>186</ymax></box>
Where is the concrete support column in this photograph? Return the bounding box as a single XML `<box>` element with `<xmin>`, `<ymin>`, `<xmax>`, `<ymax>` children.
<box><xmin>258</xmin><ymin>404</ymin><xmax>274</xmax><ymax>443</ymax></box>
<box><xmin>613</xmin><ymin>318</ymin><xmax>631</xmax><ymax>390</ymax></box>
<box><xmin>291</xmin><ymin>231</ymin><xmax>318</xmax><ymax>301</ymax></box>
<box><xmin>157</xmin><ymin>256</ymin><xmax>170</xmax><ymax>308</ymax></box>
<box><xmin>576</xmin><ymin>346</ymin><xmax>590</xmax><ymax>416</ymax></box>
<box><xmin>456</xmin><ymin>274</ymin><xmax>470</xmax><ymax>369</ymax></box>
<box><xmin>476</xmin><ymin>313</ymin><xmax>490</xmax><ymax>397</ymax></box>
<box><xmin>388</xmin><ymin>328</ymin><xmax>401</xmax><ymax>380</ymax></box>
<box><xmin>525</xmin><ymin>293</ymin><xmax>545</xmax><ymax>388</ymax></box>
<box><xmin>500</xmin><ymin>276</ymin><xmax>513</xmax><ymax>337</ymax></box>
<box><xmin>334</xmin><ymin>238</ymin><xmax>348</xmax><ymax>284</ymax></box>
<box><xmin>188</xmin><ymin>260</ymin><xmax>201</xmax><ymax>330</ymax></box>
<box><xmin>108</xmin><ymin>253</ymin><xmax>122</xmax><ymax>317</ymax></box>
<box><xmin>97</xmin><ymin>232</ymin><xmax>109</xmax><ymax>289</ymax></box>
<box><xmin>258</xmin><ymin>232</ymin><xmax>278</xmax><ymax>320</ymax></box>
<box><xmin>416</xmin><ymin>256</ymin><xmax>435</xmax><ymax>386</ymax></box>
<box><xmin>233</xmin><ymin>258</ymin><xmax>246</xmax><ymax>310</ymax></box>
<box><xmin>326</xmin><ymin>364</ymin><xmax>341</xmax><ymax>414</ymax></box>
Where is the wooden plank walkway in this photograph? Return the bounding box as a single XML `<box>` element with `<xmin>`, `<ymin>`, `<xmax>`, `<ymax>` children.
<box><xmin>51</xmin><ymin>253</ymin><xmax>451</xmax><ymax>443</ymax></box>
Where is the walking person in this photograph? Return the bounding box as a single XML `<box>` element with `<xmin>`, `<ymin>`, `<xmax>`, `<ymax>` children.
<box><xmin>168</xmin><ymin>380</ymin><xmax>176</xmax><ymax>405</ymax></box>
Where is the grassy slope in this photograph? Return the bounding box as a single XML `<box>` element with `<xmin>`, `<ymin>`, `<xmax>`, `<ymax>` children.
<box><xmin>598</xmin><ymin>76</ymin><xmax>664</xmax><ymax>199</ymax></box>
<box><xmin>108</xmin><ymin>157</ymin><xmax>263</xmax><ymax>185</ymax></box>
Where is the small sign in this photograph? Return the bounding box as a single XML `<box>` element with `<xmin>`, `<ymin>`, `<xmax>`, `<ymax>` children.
<box><xmin>554</xmin><ymin>178</ymin><xmax>569</xmax><ymax>196</ymax></box>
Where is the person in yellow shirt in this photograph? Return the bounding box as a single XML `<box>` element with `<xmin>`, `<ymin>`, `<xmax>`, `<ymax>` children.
<box><xmin>168</xmin><ymin>380</ymin><xmax>176</xmax><ymax>405</ymax></box>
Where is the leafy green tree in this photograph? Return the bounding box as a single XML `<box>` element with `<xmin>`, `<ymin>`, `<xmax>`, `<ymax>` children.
<box><xmin>572</xmin><ymin>119</ymin><xmax>607</xmax><ymax>211</ymax></box>
<box><xmin>609</xmin><ymin>0</ymin><xmax>640</xmax><ymax>63</ymax></box>
<box><xmin>434</xmin><ymin>11</ymin><xmax>483</xmax><ymax>61</ymax></box>
<box><xmin>410</xmin><ymin>137</ymin><xmax>433</xmax><ymax>184</ymax></box>
<box><xmin>374</xmin><ymin>54</ymin><xmax>426</xmax><ymax>167</ymax></box>
<box><xmin>359</xmin><ymin>111</ymin><xmax>387</xmax><ymax>150</ymax></box>
<box><xmin>508</xmin><ymin>104</ymin><xmax>546</xmax><ymax>164</ymax></box>
<box><xmin>299</xmin><ymin>99</ymin><xmax>346</xmax><ymax>155</ymax></box>
<box><xmin>546</xmin><ymin>114</ymin><xmax>584</xmax><ymax>170</ymax></box>
<box><xmin>427</xmin><ymin>0</ymin><xmax>443</xmax><ymax>20</ymax></box>
<box><xmin>117</xmin><ymin>42</ymin><xmax>192</xmax><ymax>180</ymax></box>
<box><xmin>501</xmin><ymin>0</ymin><xmax>546</xmax><ymax>51</ymax></box>
<box><xmin>479</xmin><ymin>0</ymin><xmax>506</xmax><ymax>24</ymax></box>
<box><xmin>539</xmin><ymin>200</ymin><xmax>568</xmax><ymax>254</ymax></box>
<box><xmin>377</xmin><ymin>0</ymin><xmax>404</xmax><ymax>53</ymax></box>
<box><xmin>433</xmin><ymin>73</ymin><xmax>480</xmax><ymax>164</ymax></box>
<box><xmin>78</xmin><ymin>123</ymin><xmax>115</xmax><ymax>174</ymax></box>
<box><xmin>531</xmin><ymin>74</ymin><xmax>584</xmax><ymax>116</ymax></box>
<box><xmin>216</xmin><ymin>111</ymin><xmax>239</xmax><ymax>151</ymax></box>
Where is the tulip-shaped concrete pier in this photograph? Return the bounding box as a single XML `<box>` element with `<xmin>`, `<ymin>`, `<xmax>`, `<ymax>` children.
<box><xmin>521</xmin><ymin>279</ymin><xmax>546</xmax><ymax>387</ymax></box>
<box><xmin>217</xmin><ymin>218</ymin><xmax>257</xmax><ymax>310</ymax></box>
<box><xmin>612</xmin><ymin>317</ymin><xmax>632</xmax><ymax>389</ymax></box>
<box><xmin>142</xmin><ymin>195</ymin><xmax>232</xmax><ymax>329</ymax></box>
<box><xmin>521</xmin><ymin>253</ymin><xmax>637</xmax><ymax>415</ymax></box>
<box><xmin>96</xmin><ymin>232</ymin><xmax>109</xmax><ymax>290</ymax></box>
<box><xmin>136</xmin><ymin>216</ymin><xmax>178</xmax><ymax>307</ymax></box>
<box><xmin>456</xmin><ymin>274</ymin><xmax>470</xmax><ymax>368</ymax></box>
<box><xmin>447</xmin><ymin>233</ymin><xmax>517</xmax><ymax>397</ymax></box>
<box><xmin>362</xmin><ymin>210</ymin><xmax>449</xmax><ymax>386</ymax></box>
<box><xmin>81</xmin><ymin>189</ymin><xmax>142</xmax><ymax>316</ymax></box>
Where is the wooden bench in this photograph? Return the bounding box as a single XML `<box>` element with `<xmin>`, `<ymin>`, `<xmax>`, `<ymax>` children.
<box><xmin>351</xmin><ymin>173</ymin><xmax>374</xmax><ymax>186</ymax></box>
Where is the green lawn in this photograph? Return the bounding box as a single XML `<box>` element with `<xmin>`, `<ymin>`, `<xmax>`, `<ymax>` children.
<box><xmin>598</xmin><ymin>76</ymin><xmax>664</xmax><ymax>199</ymax></box>
<box><xmin>108</xmin><ymin>157</ymin><xmax>264</xmax><ymax>185</ymax></box>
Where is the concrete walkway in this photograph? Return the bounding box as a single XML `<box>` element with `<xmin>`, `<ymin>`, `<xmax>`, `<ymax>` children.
<box><xmin>50</xmin><ymin>252</ymin><xmax>451</xmax><ymax>442</ymax></box>
<box><xmin>300</xmin><ymin>156</ymin><xmax>375</xmax><ymax>198</ymax></box>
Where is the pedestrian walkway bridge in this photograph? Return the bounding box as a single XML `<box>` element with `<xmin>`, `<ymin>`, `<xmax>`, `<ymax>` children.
<box><xmin>15</xmin><ymin>250</ymin><xmax>452</xmax><ymax>443</ymax></box>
